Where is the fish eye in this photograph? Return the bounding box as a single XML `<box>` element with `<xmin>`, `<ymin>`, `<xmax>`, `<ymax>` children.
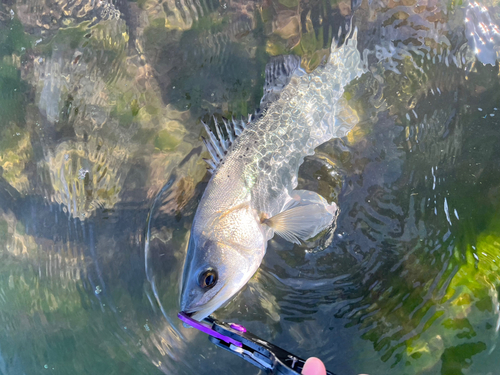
<box><xmin>198</xmin><ymin>268</ymin><xmax>218</xmax><ymax>289</ymax></box>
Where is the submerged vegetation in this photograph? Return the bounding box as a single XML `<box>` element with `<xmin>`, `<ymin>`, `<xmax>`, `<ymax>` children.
<box><xmin>0</xmin><ymin>0</ymin><xmax>499</xmax><ymax>374</ymax></box>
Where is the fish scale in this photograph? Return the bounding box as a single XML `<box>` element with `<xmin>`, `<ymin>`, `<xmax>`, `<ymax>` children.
<box><xmin>181</xmin><ymin>0</ymin><xmax>500</xmax><ymax>320</ymax></box>
<box><xmin>181</xmin><ymin>31</ymin><xmax>365</xmax><ymax>321</ymax></box>
<box><xmin>200</xmin><ymin>33</ymin><xmax>365</xmax><ymax>219</ymax></box>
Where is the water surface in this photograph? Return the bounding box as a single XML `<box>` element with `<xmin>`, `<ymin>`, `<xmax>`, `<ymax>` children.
<box><xmin>1</xmin><ymin>0</ymin><xmax>500</xmax><ymax>374</ymax></box>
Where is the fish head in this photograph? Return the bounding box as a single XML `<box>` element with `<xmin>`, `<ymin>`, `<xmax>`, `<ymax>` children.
<box><xmin>180</xmin><ymin>202</ymin><xmax>267</xmax><ymax>321</ymax></box>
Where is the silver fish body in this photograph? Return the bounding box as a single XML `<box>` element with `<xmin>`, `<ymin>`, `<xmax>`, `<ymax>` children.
<box><xmin>180</xmin><ymin>32</ymin><xmax>366</xmax><ymax>321</ymax></box>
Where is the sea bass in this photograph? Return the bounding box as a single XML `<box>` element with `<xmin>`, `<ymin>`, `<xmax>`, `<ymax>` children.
<box><xmin>180</xmin><ymin>31</ymin><xmax>366</xmax><ymax>321</ymax></box>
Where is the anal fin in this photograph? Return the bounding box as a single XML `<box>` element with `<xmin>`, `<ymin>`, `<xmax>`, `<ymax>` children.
<box><xmin>333</xmin><ymin>97</ymin><xmax>360</xmax><ymax>138</ymax></box>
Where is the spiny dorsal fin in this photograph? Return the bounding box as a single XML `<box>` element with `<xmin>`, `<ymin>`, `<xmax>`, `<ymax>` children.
<box><xmin>202</xmin><ymin>54</ymin><xmax>307</xmax><ymax>173</ymax></box>
<box><xmin>201</xmin><ymin>116</ymin><xmax>252</xmax><ymax>173</ymax></box>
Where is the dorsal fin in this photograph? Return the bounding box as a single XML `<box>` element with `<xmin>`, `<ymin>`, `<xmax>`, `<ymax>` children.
<box><xmin>260</xmin><ymin>54</ymin><xmax>304</xmax><ymax>112</ymax></box>
<box><xmin>201</xmin><ymin>54</ymin><xmax>303</xmax><ymax>174</ymax></box>
<box><xmin>201</xmin><ymin>116</ymin><xmax>251</xmax><ymax>173</ymax></box>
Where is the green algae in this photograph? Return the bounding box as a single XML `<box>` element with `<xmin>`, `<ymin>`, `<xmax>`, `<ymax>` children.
<box><xmin>154</xmin><ymin>129</ymin><xmax>181</xmax><ymax>151</ymax></box>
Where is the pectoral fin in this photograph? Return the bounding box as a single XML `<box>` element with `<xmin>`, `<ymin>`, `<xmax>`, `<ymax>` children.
<box><xmin>263</xmin><ymin>191</ymin><xmax>337</xmax><ymax>245</ymax></box>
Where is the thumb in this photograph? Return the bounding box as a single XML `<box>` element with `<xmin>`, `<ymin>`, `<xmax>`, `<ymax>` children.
<box><xmin>301</xmin><ymin>357</ymin><xmax>326</xmax><ymax>375</ymax></box>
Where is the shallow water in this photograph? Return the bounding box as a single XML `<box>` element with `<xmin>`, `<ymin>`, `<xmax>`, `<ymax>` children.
<box><xmin>1</xmin><ymin>0</ymin><xmax>500</xmax><ymax>374</ymax></box>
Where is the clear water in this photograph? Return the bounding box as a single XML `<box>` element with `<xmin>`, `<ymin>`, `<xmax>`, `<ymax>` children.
<box><xmin>1</xmin><ymin>0</ymin><xmax>500</xmax><ymax>374</ymax></box>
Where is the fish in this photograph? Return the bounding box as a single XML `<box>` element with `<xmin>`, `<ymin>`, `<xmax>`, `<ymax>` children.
<box><xmin>179</xmin><ymin>30</ymin><xmax>366</xmax><ymax>321</ymax></box>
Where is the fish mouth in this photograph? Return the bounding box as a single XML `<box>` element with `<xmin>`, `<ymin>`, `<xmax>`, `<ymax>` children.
<box><xmin>180</xmin><ymin>293</ymin><xmax>226</xmax><ymax>322</ymax></box>
<box><xmin>179</xmin><ymin>308</ymin><xmax>206</xmax><ymax>322</ymax></box>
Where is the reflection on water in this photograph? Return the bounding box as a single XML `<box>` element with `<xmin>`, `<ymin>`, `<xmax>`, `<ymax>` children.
<box><xmin>1</xmin><ymin>0</ymin><xmax>500</xmax><ymax>373</ymax></box>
